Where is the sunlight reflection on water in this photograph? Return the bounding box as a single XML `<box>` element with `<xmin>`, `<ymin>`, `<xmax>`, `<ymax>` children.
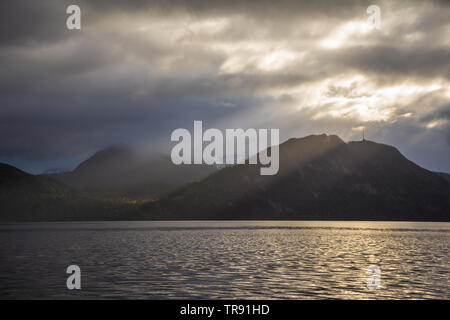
<box><xmin>0</xmin><ymin>221</ymin><xmax>448</xmax><ymax>299</ymax></box>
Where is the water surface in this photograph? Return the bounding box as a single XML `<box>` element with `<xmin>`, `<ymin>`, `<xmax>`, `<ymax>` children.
<box><xmin>0</xmin><ymin>221</ymin><xmax>448</xmax><ymax>299</ymax></box>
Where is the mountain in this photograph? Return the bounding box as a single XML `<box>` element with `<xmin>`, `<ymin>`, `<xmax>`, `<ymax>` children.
<box><xmin>0</xmin><ymin>163</ymin><xmax>142</xmax><ymax>222</ymax></box>
<box><xmin>46</xmin><ymin>146</ymin><xmax>217</xmax><ymax>200</ymax></box>
<box><xmin>3</xmin><ymin>135</ymin><xmax>450</xmax><ymax>222</ymax></box>
<box><xmin>147</xmin><ymin>134</ymin><xmax>450</xmax><ymax>221</ymax></box>
<box><xmin>435</xmin><ymin>172</ymin><xmax>450</xmax><ymax>184</ymax></box>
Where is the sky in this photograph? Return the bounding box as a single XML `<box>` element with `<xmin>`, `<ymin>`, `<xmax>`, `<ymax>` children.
<box><xmin>0</xmin><ymin>0</ymin><xmax>449</xmax><ymax>174</ymax></box>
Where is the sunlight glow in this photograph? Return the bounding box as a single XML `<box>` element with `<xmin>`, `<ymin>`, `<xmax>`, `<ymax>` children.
<box><xmin>320</xmin><ymin>21</ymin><xmax>370</xmax><ymax>49</ymax></box>
<box><xmin>258</xmin><ymin>50</ymin><xmax>299</xmax><ymax>71</ymax></box>
<box><xmin>301</xmin><ymin>76</ymin><xmax>449</xmax><ymax>123</ymax></box>
<box><xmin>426</xmin><ymin>119</ymin><xmax>449</xmax><ymax>129</ymax></box>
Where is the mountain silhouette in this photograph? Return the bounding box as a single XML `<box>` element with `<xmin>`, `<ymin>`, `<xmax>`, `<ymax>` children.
<box><xmin>46</xmin><ymin>146</ymin><xmax>217</xmax><ymax>200</ymax></box>
<box><xmin>0</xmin><ymin>163</ymin><xmax>141</xmax><ymax>221</ymax></box>
<box><xmin>147</xmin><ymin>134</ymin><xmax>450</xmax><ymax>221</ymax></box>
<box><xmin>2</xmin><ymin>134</ymin><xmax>450</xmax><ymax>221</ymax></box>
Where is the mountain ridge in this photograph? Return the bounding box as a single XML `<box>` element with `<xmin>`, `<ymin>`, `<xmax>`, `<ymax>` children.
<box><xmin>1</xmin><ymin>134</ymin><xmax>450</xmax><ymax>221</ymax></box>
<box><xmin>146</xmin><ymin>134</ymin><xmax>450</xmax><ymax>221</ymax></box>
<box><xmin>0</xmin><ymin>163</ymin><xmax>143</xmax><ymax>221</ymax></box>
<box><xmin>45</xmin><ymin>146</ymin><xmax>217</xmax><ymax>200</ymax></box>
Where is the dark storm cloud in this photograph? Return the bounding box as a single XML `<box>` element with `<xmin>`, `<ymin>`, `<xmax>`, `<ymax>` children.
<box><xmin>0</xmin><ymin>0</ymin><xmax>366</xmax><ymax>42</ymax></box>
<box><xmin>0</xmin><ymin>1</ymin><xmax>67</xmax><ymax>45</ymax></box>
<box><xmin>420</xmin><ymin>104</ymin><xmax>450</xmax><ymax>122</ymax></box>
<box><xmin>0</xmin><ymin>0</ymin><xmax>449</xmax><ymax>173</ymax></box>
<box><xmin>327</xmin><ymin>45</ymin><xmax>450</xmax><ymax>81</ymax></box>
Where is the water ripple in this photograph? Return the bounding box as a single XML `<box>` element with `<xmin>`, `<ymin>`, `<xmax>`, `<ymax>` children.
<box><xmin>0</xmin><ymin>221</ymin><xmax>448</xmax><ymax>299</ymax></box>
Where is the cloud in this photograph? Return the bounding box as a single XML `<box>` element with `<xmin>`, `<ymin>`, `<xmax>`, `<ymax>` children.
<box><xmin>0</xmin><ymin>0</ymin><xmax>449</xmax><ymax>173</ymax></box>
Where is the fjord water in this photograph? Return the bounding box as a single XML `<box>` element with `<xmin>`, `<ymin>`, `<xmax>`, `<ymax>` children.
<box><xmin>0</xmin><ymin>221</ymin><xmax>448</xmax><ymax>299</ymax></box>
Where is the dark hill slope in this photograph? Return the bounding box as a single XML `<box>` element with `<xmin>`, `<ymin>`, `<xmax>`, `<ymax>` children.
<box><xmin>0</xmin><ymin>163</ymin><xmax>141</xmax><ymax>221</ymax></box>
<box><xmin>435</xmin><ymin>172</ymin><xmax>450</xmax><ymax>184</ymax></box>
<box><xmin>47</xmin><ymin>146</ymin><xmax>216</xmax><ymax>200</ymax></box>
<box><xmin>149</xmin><ymin>135</ymin><xmax>450</xmax><ymax>221</ymax></box>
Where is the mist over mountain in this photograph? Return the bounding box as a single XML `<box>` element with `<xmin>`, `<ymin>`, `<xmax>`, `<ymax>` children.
<box><xmin>148</xmin><ymin>134</ymin><xmax>450</xmax><ymax>221</ymax></box>
<box><xmin>1</xmin><ymin>134</ymin><xmax>450</xmax><ymax>222</ymax></box>
<box><xmin>46</xmin><ymin>146</ymin><xmax>217</xmax><ymax>200</ymax></box>
<box><xmin>0</xmin><ymin>163</ymin><xmax>142</xmax><ymax>221</ymax></box>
